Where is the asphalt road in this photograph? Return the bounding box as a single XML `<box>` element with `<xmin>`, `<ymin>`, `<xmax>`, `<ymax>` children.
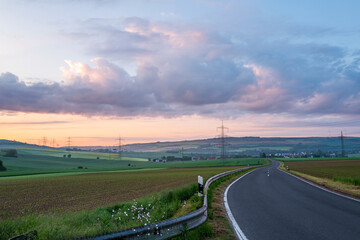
<box><xmin>227</xmin><ymin>160</ymin><xmax>360</xmax><ymax>240</ymax></box>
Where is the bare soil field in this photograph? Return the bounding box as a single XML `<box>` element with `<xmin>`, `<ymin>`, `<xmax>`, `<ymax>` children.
<box><xmin>284</xmin><ymin>159</ymin><xmax>360</xmax><ymax>179</ymax></box>
<box><xmin>0</xmin><ymin>166</ymin><xmax>239</xmax><ymax>219</ymax></box>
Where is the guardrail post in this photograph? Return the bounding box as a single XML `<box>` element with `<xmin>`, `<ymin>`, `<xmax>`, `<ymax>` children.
<box><xmin>198</xmin><ymin>175</ymin><xmax>204</xmax><ymax>196</ymax></box>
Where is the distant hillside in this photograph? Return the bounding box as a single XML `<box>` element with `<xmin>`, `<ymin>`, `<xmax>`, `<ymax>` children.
<box><xmin>123</xmin><ymin>137</ymin><xmax>360</xmax><ymax>156</ymax></box>
<box><xmin>0</xmin><ymin>139</ymin><xmax>49</xmax><ymax>149</ymax></box>
<box><xmin>1</xmin><ymin>137</ymin><xmax>360</xmax><ymax>156</ymax></box>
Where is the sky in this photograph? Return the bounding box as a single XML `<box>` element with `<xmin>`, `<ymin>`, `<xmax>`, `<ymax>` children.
<box><xmin>1</xmin><ymin>0</ymin><xmax>360</xmax><ymax>146</ymax></box>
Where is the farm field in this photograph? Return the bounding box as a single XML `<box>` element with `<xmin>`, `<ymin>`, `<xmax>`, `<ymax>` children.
<box><xmin>0</xmin><ymin>166</ymin><xmax>243</xmax><ymax>218</ymax></box>
<box><xmin>279</xmin><ymin>157</ymin><xmax>360</xmax><ymax>162</ymax></box>
<box><xmin>283</xmin><ymin>159</ymin><xmax>360</xmax><ymax>198</ymax></box>
<box><xmin>284</xmin><ymin>159</ymin><xmax>360</xmax><ymax>179</ymax></box>
<box><xmin>0</xmin><ymin>148</ymin><xmax>149</xmax><ymax>172</ymax></box>
<box><xmin>0</xmin><ymin>148</ymin><xmax>267</xmax><ymax>178</ymax></box>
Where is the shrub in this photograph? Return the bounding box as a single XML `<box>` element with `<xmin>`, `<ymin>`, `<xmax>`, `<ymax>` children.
<box><xmin>4</xmin><ymin>149</ymin><xmax>17</xmax><ymax>158</ymax></box>
<box><xmin>0</xmin><ymin>160</ymin><xmax>6</xmax><ymax>171</ymax></box>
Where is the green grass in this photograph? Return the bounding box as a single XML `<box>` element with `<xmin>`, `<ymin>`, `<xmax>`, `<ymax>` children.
<box><xmin>333</xmin><ymin>176</ymin><xmax>360</xmax><ymax>186</ymax></box>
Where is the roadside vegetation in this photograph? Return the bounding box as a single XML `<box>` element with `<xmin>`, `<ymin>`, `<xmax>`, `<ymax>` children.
<box><xmin>173</xmin><ymin>167</ymin><xmax>262</xmax><ymax>240</ymax></box>
<box><xmin>280</xmin><ymin>159</ymin><xmax>360</xmax><ymax>198</ymax></box>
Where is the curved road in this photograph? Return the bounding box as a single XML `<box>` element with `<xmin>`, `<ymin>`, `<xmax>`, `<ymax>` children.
<box><xmin>226</xmin><ymin>160</ymin><xmax>360</xmax><ymax>240</ymax></box>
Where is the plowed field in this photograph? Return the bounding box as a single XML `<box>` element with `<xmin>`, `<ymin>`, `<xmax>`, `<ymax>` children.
<box><xmin>0</xmin><ymin>166</ymin><xmax>240</xmax><ymax>218</ymax></box>
<box><xmin>284</xmin><ymin>159</ymin><xmax>360</xmax><ymax>179</ymax></box>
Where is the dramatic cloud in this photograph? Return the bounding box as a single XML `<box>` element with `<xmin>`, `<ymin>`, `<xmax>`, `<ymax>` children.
<box><xmin>1</xmin><ymin>17</ymin><xmax>360</xmax><ymax>117</ymax></box>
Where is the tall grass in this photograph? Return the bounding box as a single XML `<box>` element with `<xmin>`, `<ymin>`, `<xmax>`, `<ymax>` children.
<box><xmin>0</xmin><ymin>184</ymin><xmax>199</xmax><ymax>240</ymax></box>
<box><xmin>333</xmin><ymin>176</ymin><xmax>360</xmax><ymax>186</ymax></box>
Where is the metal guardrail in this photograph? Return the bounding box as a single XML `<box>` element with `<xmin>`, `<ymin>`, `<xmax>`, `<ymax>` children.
<box><xmin>79</xmin><ymin>166</ymin><xmax>255</xmax><ymax>240</ymax></box>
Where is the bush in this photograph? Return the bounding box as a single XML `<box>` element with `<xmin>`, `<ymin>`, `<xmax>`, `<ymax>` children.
<box><xmin>0</xmin><ymin>160</ymin><xmax>6</xmax><ymax>171</ymax></box>
<box><xmin>4</xmin><ymin>149</ymin><xmax>17</xmax><ymax>158</ymax></box>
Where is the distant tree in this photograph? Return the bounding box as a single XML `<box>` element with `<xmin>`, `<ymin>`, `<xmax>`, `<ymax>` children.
<box><xmin>4</xmin><ymin>149</ymin><xmax>17</xmax><ymax>157</ymax></box>
<box><xmin>260</xmin><ymin>152</ymin><xmax>266</xmax><ymax>158</ymax></box>
<box><xmin>0</xmin><ymin>160</ymin><xmax>6</xmax><ymax>171</ymax></box>
<box><xmin>182</xmin><ymin>156</ymin><xmax>192</xmax><ymax>161</ymax></box>
<box><xmin>67</xmin><ymin>154</ymin><xmax>71</xmax><ymax>158</ymax></box>
<box><xmin>313</xmin><ymin>149</ymin><xmax>324</xmax><ymax>158</ymax></box>
<box><xmin>78</xmin><ymin>166</ymin><xmax>83</xmax><ymax>169</ymax></box>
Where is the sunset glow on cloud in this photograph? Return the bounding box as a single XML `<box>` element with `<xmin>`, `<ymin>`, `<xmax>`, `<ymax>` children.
<box><xmin>0</xmin><ymin>0</ymin><xmax>360</xmax><ymax>146</ymax></box>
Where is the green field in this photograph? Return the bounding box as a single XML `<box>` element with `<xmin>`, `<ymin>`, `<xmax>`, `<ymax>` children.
<box><xmin>0</xmin><ymin>148</ymin><xmax>148</xmax><ymax>171</ymax></box>
<box><xmin>0</xmin><ymin>148</ymin><xmax>267</xmax><ymax>179</ymax></box>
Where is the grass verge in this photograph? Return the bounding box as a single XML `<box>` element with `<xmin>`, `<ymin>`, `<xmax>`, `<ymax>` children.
<box><xmin>172</xmin><ymin>167</ymin><xmax>259</xmax><ymax>240</ymax></box>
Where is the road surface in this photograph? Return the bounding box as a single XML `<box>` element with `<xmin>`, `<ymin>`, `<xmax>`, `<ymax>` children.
<box><xmin>226</xmin><ymin>160</ymin><xmax>360</xmax><ymax>240</ymax></box>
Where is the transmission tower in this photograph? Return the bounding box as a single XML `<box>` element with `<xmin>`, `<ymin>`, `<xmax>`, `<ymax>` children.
<box><xmin>66</xmin><ymin>137</ymin><xmax>71</xmax><ymax>150</ymax></box>
<box><xmin>118</xmin><ymin>136</ymin><xmax>122</xmax><ymax>160</ymax></box>
<box><xmin>340</xmin><ymin>131</ymin><xmax>345</xmax><ymax>157</ymax></box>
<box><xmin>217</xmin><ymin>120</ymin><xmax>229</xmax><ymax>164</ymax></box>
<box><xmin>42</xmin><ymin>137</ymin><xmax>48</xmax><ymax>146</ymax></box>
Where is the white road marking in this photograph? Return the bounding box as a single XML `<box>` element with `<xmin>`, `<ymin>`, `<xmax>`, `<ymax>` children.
<box><xmin>224</xmin><ymin>170</ymin><xmax>260</xmax><ymax>240</ymax></box>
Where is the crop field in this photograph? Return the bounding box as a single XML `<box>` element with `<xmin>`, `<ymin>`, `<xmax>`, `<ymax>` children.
<box><xmin>0</xmin><ymin>166</ymin><xmax>242</xmax><ymax>219</ymax></box>
<box><xmin>0</xmin><ymin>148</ymin><xmax>149</xmax><ymax>172</ymax></box>
<box><xmin>0</xmin><ymin>147</ymin><xmax>266</xmax><ymax>179</ymax></box>
<box><xmin>279</xmin><ymin>157</ymin><xmax>360</xmax><ymax>162</ymax></box>
<box><xmin>284</xmin><ymin>159</ymin><xmax>360</xmax><ymax>185</ymax></box>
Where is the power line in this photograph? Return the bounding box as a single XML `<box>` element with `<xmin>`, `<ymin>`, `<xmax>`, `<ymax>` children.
<box><xmin>217</xmin><ymin>120</ymin><xmax>229</xmax><ymax>165</ymax></box>
<box><xmin>118</xmin><ymin>136</ymin><xmax>122</xmax><ymax>161</ymax></box>
<box><xmin>42</xmin><ymin>137</ymin><xmax>47</xmax><ymax>146</ymax></box>
<box><xmin>66</xmin><ymin>137</ymin><xmax>71</xmax><ymax>150</ymax></box>
<box><xmin>340</xmin><ymin>131</ymin><xmax>345</xmax><ymax>157</ymax></box>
